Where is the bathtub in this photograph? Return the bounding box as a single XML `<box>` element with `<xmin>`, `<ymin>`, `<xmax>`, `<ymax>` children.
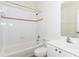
<box><xmin>0</xmin><ymin>42</ymin><xmax>43</xmax><ymax>57</ymax></box>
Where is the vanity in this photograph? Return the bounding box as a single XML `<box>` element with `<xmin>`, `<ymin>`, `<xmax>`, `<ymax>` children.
<box><xmin>47</xmin><ymin>37</ymin><xmax>79</xmax><ymax>57</ymax></box>
<box><xmin>46</xmin><ymin>1</ymin><xmax>79</xmax><ymax>57</ymax></box>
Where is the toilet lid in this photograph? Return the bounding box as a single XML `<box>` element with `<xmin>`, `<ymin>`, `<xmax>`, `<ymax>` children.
<box><xmin>35</xmin><ymin>47</ymin><xmax>47</xmax><ymax>53</ymax></box>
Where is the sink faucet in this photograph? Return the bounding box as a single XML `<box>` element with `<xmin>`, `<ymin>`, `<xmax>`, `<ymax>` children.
<box><xmin>66</xmin><ymin>37</ymin><xmax>73</xmax><ymax>43</ymax></box>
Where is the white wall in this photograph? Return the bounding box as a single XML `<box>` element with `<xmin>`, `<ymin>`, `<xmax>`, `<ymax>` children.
<box><xmin>37</xmin><ymin>1</ymin><xmax>61</xmax><ymax>41</ymax></box>
<box><xmin>37</xmin><ymin>1</ymin><xmax>79</xmax><ymax>43</ymax></box>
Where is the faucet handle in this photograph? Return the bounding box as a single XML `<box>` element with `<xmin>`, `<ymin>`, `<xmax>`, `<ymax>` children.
<box><xmin>37</xmin><ymin>35</ymin><xmax>40</xmax><ymax>39</ymax></box>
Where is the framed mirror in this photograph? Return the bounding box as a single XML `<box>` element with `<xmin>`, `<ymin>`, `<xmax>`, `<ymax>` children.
<box><xmin>61</xmin><ymin>1</ymin><xmax>79</xmax><ymax>37</ymax></box>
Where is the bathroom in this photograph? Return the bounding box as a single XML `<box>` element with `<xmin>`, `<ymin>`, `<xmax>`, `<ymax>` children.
<box><xmin>0</xmin><ymin>1</ymin><xmax>79</xmax><ymax>58</ymax></box>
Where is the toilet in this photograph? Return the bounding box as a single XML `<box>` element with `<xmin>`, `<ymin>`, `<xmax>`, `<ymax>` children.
<box><xmin>35</xmin><ymin>36</ymin><xmax>47</xmax><ymax>57</ymax></box>
<box><xmin>34</xmin><ymin>46</ymin><xmax>47</xmax><ymax>57</ymax></box>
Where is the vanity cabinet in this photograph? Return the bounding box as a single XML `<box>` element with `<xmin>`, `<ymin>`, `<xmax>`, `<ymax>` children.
<box><xmin>47</xmin><ymin>44</ymin><xmax>76</xmax><ymax>57</ymax></box>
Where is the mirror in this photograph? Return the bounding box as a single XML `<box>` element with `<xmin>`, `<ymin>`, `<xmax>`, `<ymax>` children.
<box><xmin>61</xmin><ymin>1</ymin><xmax>79</xmax><ymax>37</ymax></box>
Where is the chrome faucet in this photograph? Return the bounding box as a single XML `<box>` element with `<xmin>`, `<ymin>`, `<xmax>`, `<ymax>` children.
<box><xmin>66</xmin><ymin>37</ymin><xmax>73</xmax><ymax>43</ymax></box>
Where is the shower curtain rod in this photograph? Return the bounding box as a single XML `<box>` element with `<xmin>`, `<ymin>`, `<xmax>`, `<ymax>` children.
<box><xmin>1</xmin><ymin>16</ymin><xmax>43</xmax><ymax>22</ymax></box>
<box><xmin>5</xmin><ymin>1</ymin><xmax>39</xmax><ymax>12</ymax></box>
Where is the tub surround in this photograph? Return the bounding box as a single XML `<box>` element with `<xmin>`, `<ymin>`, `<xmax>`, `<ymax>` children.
<box><xmin>47</xmin><ymin>37</ymin><xmax>79</xmax><ymax>57</ymax></box>
<box><xmin>0</xmin><ymin>1</ymin><xmax>38</xmax><ymax>57</ymax></box>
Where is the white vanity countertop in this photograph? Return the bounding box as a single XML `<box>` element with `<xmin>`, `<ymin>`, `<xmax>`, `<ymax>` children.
<box><xmin>47</xmin><ymin>37</ymin><xmax>79</xmax><ymax>57</ymax></box>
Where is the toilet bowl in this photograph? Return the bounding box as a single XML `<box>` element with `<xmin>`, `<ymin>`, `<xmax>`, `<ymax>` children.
<box><xmin>34</xmin><ymin>46</ymin><xmax>47</xmax><ymax>57</ymax></box>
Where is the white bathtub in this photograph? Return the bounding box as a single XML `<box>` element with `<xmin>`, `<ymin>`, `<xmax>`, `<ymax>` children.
<box><xmin>0</xmin><ymin>41</ymin><xmax>43</xmax><ymax>57</ymax></box>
